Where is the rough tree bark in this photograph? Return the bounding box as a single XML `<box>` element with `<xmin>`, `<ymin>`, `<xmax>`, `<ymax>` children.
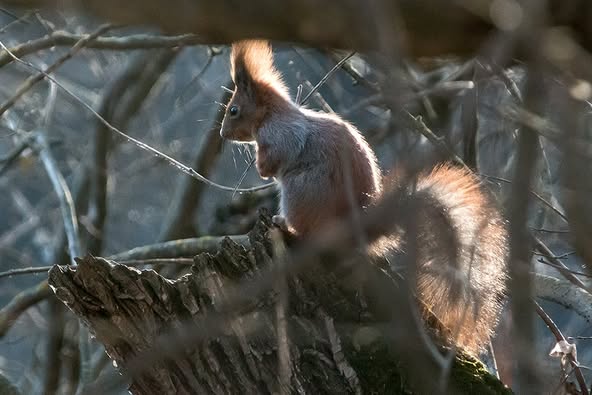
<box><xmin>48</xmin><ymin>211</ymin><xmax>510</xmax><ymax>394</ymax></box>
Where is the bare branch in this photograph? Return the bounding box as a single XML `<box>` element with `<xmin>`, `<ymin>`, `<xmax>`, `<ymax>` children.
<box><xmin>0</xmin><ymin>280</ymin><xmax>52</xmax><ymax>337</ymax></box>
<box><xmin>0</xmin><ymin>266</ymin><xmax>52</xmax><ymax>278</ymax></box>
<box><xmin>0</xmin><ymin>24</ymin><xmax>113</xmax><ymax>117</ymax></box>
<box><xmin>32</xmin><ymin>133</ymin><xmax>81</xmax><ymax>263</ymax></box>
<box><xmin>0</xmin><ymin>39</ymin><xmax>275</xmax><ymax>193</ymax></box>
<box><xmin>300</xmin><ymin>51</ymin><xmax>355</xmax><ymax>105</ymax></box>
<box><xmin>88</xmin><ymin>49</ymin><xmax>178</xmax><ymax>254</ymax></box>
<box><xmin>159</xmin><ymin>79</ymin><xmax>230</xmax><ymax>241</ymax></box>
<box><xmin>534</xmin><ymin>300</ymin><xmax>588</xmax><ymax>395</ymax></box>
<box><xmin>109</xmin><ymin>234</ymin><xmax>250</xmax><ymax>261</ymax></box>
<box><xmin>0</xmin><ymin>32</ymin><xmax>202</xmax><ymax>68</ymax></box>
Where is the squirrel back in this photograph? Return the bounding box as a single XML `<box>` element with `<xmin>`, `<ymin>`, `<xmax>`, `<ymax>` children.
<box><xmin>219</xmin><ymin>40</ymin><xmax>508</xmax><ymax>356</ymax></box>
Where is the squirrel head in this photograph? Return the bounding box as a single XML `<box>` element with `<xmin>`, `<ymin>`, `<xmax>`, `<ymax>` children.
<box><xmin>220</xmin><ymin>40</ymin><xmax>291</xmax><ymax>142</ymax></box>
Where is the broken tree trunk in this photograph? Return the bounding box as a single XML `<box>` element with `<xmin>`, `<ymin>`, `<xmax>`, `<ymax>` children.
<box><xmin>48</xmin><ymin>211</ymin><xmax>510</xmax><ymax>394</ymax></box>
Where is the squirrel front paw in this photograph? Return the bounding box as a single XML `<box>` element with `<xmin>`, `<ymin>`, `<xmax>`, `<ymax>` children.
<box><xmin>272</xmin><ymin>215</ymin><xmax>288</xmax><ymax>232</ymax></box>
<box><xmin>256</xmin><ymin>143</ymin><xmax>280</xmax><ymax>178</ymax></box>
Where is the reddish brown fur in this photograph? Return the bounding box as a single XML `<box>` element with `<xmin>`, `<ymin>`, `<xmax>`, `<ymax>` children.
<box><xmin>280</xmin><ymin>111</ymin><xmax>382</xmax><ymax>235</ymax></box>
<box><xmin>414</xmin><ymin>165</ymin><xmax>508</xmax><ymax>354</ymax></box>
<box><xmin>221</xmin><ymin>40</ymin><xmax>291</xmax><ymax>143</ymax></box>
<box><xmin>230</xmin><ymin>41</ymin><xmax>289</xmax><ymax>96</ymax></box>
<box><xmin>219</xmin><ymin>40</ymin><xmax>508</xmax><ymax>356</ymax></box>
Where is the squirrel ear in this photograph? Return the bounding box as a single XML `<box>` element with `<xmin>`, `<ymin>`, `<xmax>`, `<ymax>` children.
<box><xmin>231</xmin><ymin>55</ymin><xmax>254</xmax><ymax>94</ymax></box>
<box><xmin>230</xmin><ymin>40</ymin><xmax>288</xmax><ymax>98</ymax></box>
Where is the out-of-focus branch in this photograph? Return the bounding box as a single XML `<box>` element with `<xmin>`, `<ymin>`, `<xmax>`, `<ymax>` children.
<box><xmin>506</xmin><ymin>3</ymin><xmax>547</xmax><ymax>391</ymax></box>
<box><xmin>0</xmin><ymin>370</ymin><xmax>21</xmax><ymax>395</ymax></box>
<box><xmin>534</xmin><ymin>300</ymin><xmax>588</xmax><ymax>395</ymax></box>
<box><xmin>88</xmin><ymin>49</ymin><xmax>178</xmax><ymax>255</ymax></box>
<box><xmin>0</xmin><ymin>234</ymin><xmax>246</xmax><ymax>331</ymax></box>
<box><xmin>33</xmin><ymin>133</ymin><xmax>81</xmax><ymax>262</ymax></box>
<box><xmin>0</xmin><ymin>280</ymin><xmax>52</xmax><ymax>337</ymax></box>
<box><xmin>0</xmin><ymin>36</ymin><xmax>273</xmax><ymax>194</ymax></box>
<box><xmin>0</xmin><ymin>168</ymin><xmax>89</xmax><ymax>339</ymax></box>
<box><xmin>0</xmin><ymin>32</ymin><xmax>200</xmax><ymax>68</ymax></box>
<box><xmin>0</xmin><ymin>23</ymin><xmax>112</xmax><ymax>117</ymax></box>
<box><xmin>43</xmin><ymin>298</ymin><xmax>66</xmax><ymax>395</ymax></box>
<box><xmin>109</xmin><ymin>234</ymin><xmax>249</xmax><ymax>261</ymax></box>
<box><xmin>300</xmin><ymin>51</ymin><xmax>356</xmax><ymax>105</ymax></box>
<box><xmin>0</xmin><ymin>266</ymin><xmax>52</xmax><ymax>278</ymax></box>
<box><xmin>0</xmin><ymin>135</ymin><xmax>32</xmax><ymax>176</ymax></box>
<box><xmin>404</xmin><ymin>111</ymin><xmax>469</xmax><ymax>169</ymax></box>
<box><xmin>30</xmin><ymin>131</ymin><xmax>93</xmax><ymax>390</ymax></box>
<box><xmin>2</xmin><ymin>1</ymin><xmax>592</xmax><ymax>59</ymax></box>
<box><xmin>158</xmin><ymin>78</ymin><xmax>229</xmax><ymax>242</ymax></box>
<box><xmin>0</xmin><ymin>0</ymin><xmax>486</xmax><ymax>56</ymax></box>
<box><xmin>534</xmin><ymin>237</ymin><xmax>592</xmax><ymax>295</ymax></box>
<box><xmin>534</xmin><ymin>273</ymin><xmax>592</xmax><ymax>323</ymax></box>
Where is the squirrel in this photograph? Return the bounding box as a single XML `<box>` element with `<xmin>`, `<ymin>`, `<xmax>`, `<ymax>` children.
<box><xmin>219</xmin><ymin>40</ymin><xmax>508</xmax><ymax>355</ymax></box>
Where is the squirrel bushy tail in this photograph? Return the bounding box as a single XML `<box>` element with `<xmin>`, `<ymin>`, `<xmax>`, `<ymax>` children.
<box><xmin>374</xmin><ymin>164</ymin><xmax>508</xmax><ymax>354</ymax></box>
<box><xmin>220</xmin><ymin>40</ymin><xmax>508</xmax><ymax>356</ymax></box>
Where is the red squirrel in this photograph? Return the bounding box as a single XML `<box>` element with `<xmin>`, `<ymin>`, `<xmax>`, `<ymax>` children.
<box><xmin>219</xmin><ymin>40</ymin><xmax>508</xmax><ymax>355</ymax></box>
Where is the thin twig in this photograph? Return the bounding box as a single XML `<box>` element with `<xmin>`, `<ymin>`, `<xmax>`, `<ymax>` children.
<box><xmin>482</xmin><ymin>174</ymin><xmax>568</xmax><ymax>222</ymax></box>
<box><xmin>301</xmin><ymin>79</ymin><xmax>334</xmax><ymax>113</ymax></box>
<box><xmin>326</xmin><ymin>50</ymin><xmax>380</xmax><ymax>92</ymax></box>
<box><xmin>0</xmin><ymin>10</ymin><xmax>32</xmax><ymax>34</ymax></box>
<box><xmin>174</xmin><ymin>47</ymin><xmax>216</xmax><ymax>108</ymax></box>
<box><xmin>0</xmin><ymin>169</ymin><xmax>90</xmax><ymax>339</ymax></box>
<box><xmin>89</xmin><ymin>49</ymin><xmax>178</xmax><ymax>254</ymax></box>
<box><xmin>0</xmin><ymin>32</ymin><xmax>202</xmax><ymax>68</ymax></box>
<box><xmin>501</xmin><ymin>104</ymin><xmax>592</xmax><ymax>159</ymax></box>
<box><xmin>534</xmin><ymin>300</ymin><xmax>589</xmax><ymax>395</ymax></box>
<box><xmin>5</xmin><ymin>234</ymin><xmax>242</xmax><ymax>281</ymax></box>
<box><xmin>0</xmin><ymin>258</ymin><xmax>195</xmax><ymax>280</ymax></box>
<box><xmin>531</xmin><ymin>227</ymin><xmax>569</xmax><ymax>234</ymax></box>
<box><xmin>33</xmin><ymin>133</ymin><xmax>81</xmax><ymax>263</ymax></box>
<box><xmin>0</xmin><ymin>266</ymin><xmax>52</xmax><ymax>278</ymax></box>
<box><xmin>0</xmin><ymin>24</ymin><xmax>113</xmax><ymax>117</ymax></box>
<box><xmin>232</xmin><ymin>158</ymin><xmax>256</xmax><ymax>199</ymax></box>
<box><xmin>404</xmin><ymin>81</ymin><xmax>475</xmax><ymax>102</ymax></box>
<box><xmin>271</xmin><ymin>230</ymin><xmax>291</xmax><ymax>393</ymax></box>
<box><xmin>0</xmin><ymin>280</ymin><xmax>52</xmax><ymax>337</ymax></box>
<box><xmin>300</xmin><ymin>51</ymin><xmax>356</xmax><ymax>105</ymax></box>
<box><xmin>537</xmin><ymin>259</ymin><xmax>592</xmax><ymax>278</ymax></box>
<box><xmin>534</xmin><ymin>237</ymin><xmax>592</xmax><ymax>294</ymax></box>
<box><xmin>533</xmin><ymin>250</ymin><xmax>575</xmax><ymax>260</ymax></box>
<box><xmin>31</xmin><ymin>132</ymin><xmax>91</xmax><ymax>390</ymax></box>
<box><xmin>160</xmin><ymin>81</ymin><xmax>230</xmax><ymax>241</ymax></box>
<box><xmin>0</xmin><ymin>40</ymin><xmax>275</xmax><ymax>194</ymax></box>
<box><xmin>0</xmin><ymin>135</ymin><xmax>32</xmax><ymax>176</ymax></box>
<box><xmin>295</xmin><ymin>84</ymin><xmax>303</xmax><ymax>104</ymax></box>
<box><xmin>404</xmin><ymin>111</ymin><xmax>469</xmax><ymax>169</ymax></box>
<box><xmin>109</xmin><ymin>234</ymin><xmax>250</xmax><ymax>261</ymax></box>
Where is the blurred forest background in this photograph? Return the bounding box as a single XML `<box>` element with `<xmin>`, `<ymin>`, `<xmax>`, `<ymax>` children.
<box><xmin>0</xmin><ymin>1</ymin><xmax>591</xmax><ymax>394</ymax></box>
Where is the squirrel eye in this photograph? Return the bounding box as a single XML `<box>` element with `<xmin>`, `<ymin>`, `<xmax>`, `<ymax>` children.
<box><xmin>229</xmin><ymin>105</ymin><xmax>240</xmax><ymax>118</ymax></box>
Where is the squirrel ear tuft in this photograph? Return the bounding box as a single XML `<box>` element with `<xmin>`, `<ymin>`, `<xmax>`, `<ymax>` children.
<box><xmin>230</xmin><ymin>40</ymin><xmax>289</xmax><ymax>97</ymax></box>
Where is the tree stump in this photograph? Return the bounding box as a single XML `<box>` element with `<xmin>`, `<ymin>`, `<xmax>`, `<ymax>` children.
<box><xmin>48</xmin><ymin>211</ymin><xmax>511</xmax><ymax>394</ymax></box>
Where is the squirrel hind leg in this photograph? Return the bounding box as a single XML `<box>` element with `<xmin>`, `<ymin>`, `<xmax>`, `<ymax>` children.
<box><xmin>273</xmin><ymin>214</ymin><xmax>299</xmax><ymax>237</ymax></box>
<box><xmin>272</xmin><ymin>215</ymin><xmax>288</xmax><ymax>231</ymax></box>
